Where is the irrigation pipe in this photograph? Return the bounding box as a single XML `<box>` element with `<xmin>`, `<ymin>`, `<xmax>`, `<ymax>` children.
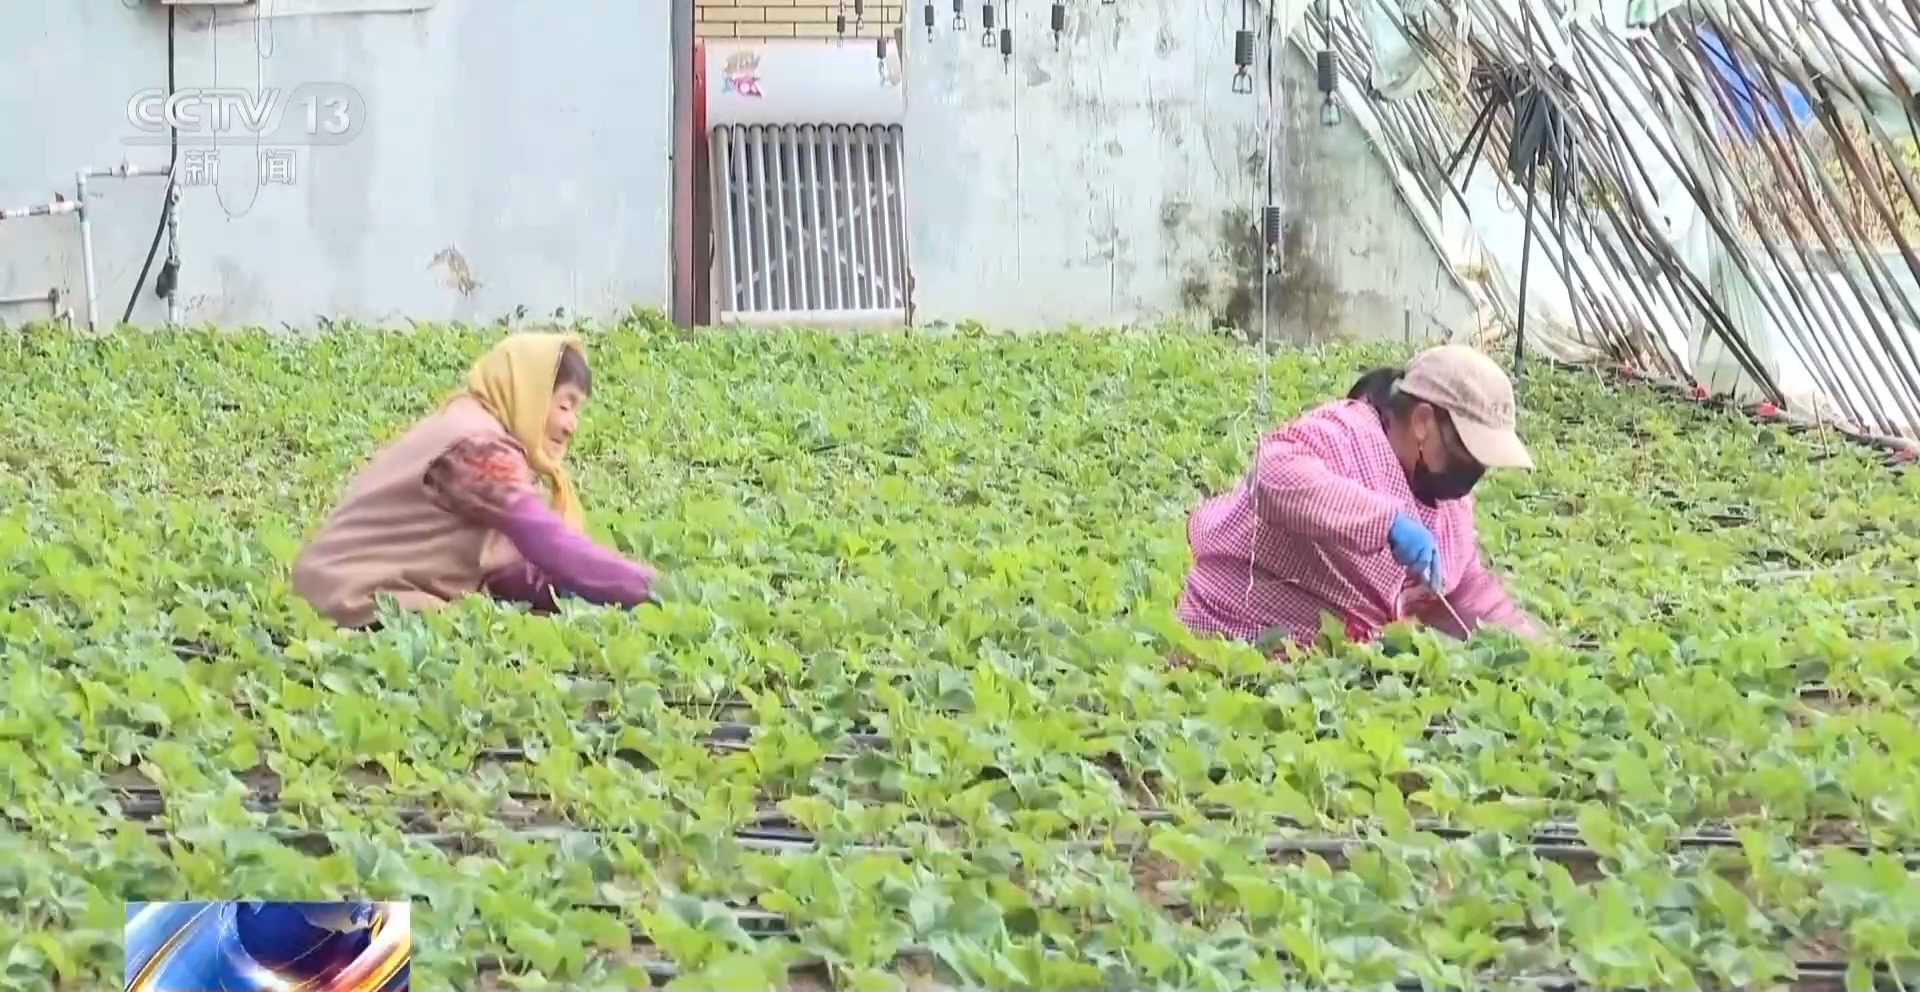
<box><xmin>101</xmin><ymin>784</ymin><xmax>1919</xmax><ymax>867</ymax></box>
<box><xmin>3</xmin><ymin>164</ymin><xmax>178</xmax><ymax>333</ymax></box>
<box><xmin>0</xmin><ymin>194</ymin><xmax>83</xmax><ymax>328</ymax></box>
<box><xmin>0</xmin><ymin>288</ymin><xmax>71</xmax><ymax>327</ymax></box>
<box><xmin>104</xmin><ymin>815</ymin><xmax>1920</xmax><ymax>879</ymax></box>
<box><xmin>483</xmin><ymin>922</ymin><xmax>1868</xmax><ymax>992</ymax></box>
<box><xmin>469</xmin><ymin>943</ymin><xmax>1871</xmax><ymax>992</ymax></box>
<box><xmin>76</xmin><ymin>162</ymin><xmax>178</xmax><ymax>332</ymax></box>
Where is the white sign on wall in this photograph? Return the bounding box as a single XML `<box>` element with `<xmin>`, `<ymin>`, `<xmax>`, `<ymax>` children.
<box><xmin>704</xmin><ymin>39</ymin><xmax>906</xmax><ymax>128</ymax></box>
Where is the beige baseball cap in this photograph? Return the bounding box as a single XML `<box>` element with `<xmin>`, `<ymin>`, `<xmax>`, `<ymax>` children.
<box><xmin>1394</xmin><ymin>344</ymin><xmax>1534</xmax><ymax>470</ymax></box>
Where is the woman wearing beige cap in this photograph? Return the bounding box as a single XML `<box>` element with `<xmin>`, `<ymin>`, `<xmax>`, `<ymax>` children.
<box><xmin>1176</xmin><ymin>343</ymin><xmax>1544</xmax><ymax>647</ymax></box>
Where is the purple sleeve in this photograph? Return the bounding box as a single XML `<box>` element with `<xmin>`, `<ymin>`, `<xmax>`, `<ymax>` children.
<box><xmin>482</xmin><ymin>560</ymin><xmax>561</xmax><ymax>613</ymax></box>
<box><xmin>492</xmin><ymin>493</ymin><xmax>659</xmax><ymax>608</ymax></box>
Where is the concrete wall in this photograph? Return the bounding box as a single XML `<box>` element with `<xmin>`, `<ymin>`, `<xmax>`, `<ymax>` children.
<box><xmin>0</xmin><ymin>1</ymin><xmax>671</xmax><ymax>330</ymax></box>
<box><xmin>1</xmin><ymin>0</ymin><xmax>1468</xmax><ymax>340</ymax></box>
<box><xmin>899</xmin><ymin>0</ymin><xmax>1474</xmax><ymax>342</ymax></box>
<box><xmin>698</xmin><ymin>0</ymin><xmax>902</xmax><ymax>39</ymax></box>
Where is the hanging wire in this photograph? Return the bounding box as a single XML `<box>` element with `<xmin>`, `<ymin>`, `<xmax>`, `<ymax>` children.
<box><xmin>256</xmin><ymin>0</ymin><xmax>276</xmax><ymax>58</ymax></box>
<box><xmin>209</xmin><ymin>5</ymin><xmax>266</xmax><ymax>220</ymax></box>
<box><xmin>999</xmin><ymin>0</ymin><xmax>1014</xmax><ymax>68</ymax></box>
<box><xmin>1258</xmin><ymin>0</ymin><xmax>1277</xmax><ymax>421</ymax></box>
<box><xmin>1243</xmin><ymin>0</ymin><xmax>1279</xmax><ymax>605</ymax></box>
<box><xmin>1008</xmin><ymin>0</ymin><xmax>1023</xmax><ymax>269</ymax></box>
<box><xmin>123</xmin><ymin>2</ymin><xmax>182</xmax><ymax>325</ymax></box>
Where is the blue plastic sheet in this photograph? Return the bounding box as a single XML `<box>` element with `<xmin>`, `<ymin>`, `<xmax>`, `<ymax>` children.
<box><xmin>1698</xmin><ymin>27</ymin><xmax>1817</xmax><ymax>135</ymax></box>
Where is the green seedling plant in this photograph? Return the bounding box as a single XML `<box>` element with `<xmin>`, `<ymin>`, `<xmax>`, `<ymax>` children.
<box><xmin>1</xmin><ymin>319</ymin><xmax>1917</xmax><ymax>990</ymax></box>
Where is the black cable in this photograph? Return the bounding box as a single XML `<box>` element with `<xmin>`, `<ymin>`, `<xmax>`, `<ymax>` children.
<box><xmin>124</xmin><ymin>4</ymin><xmax>179</xmax><ymax>325</ymax></box>
<box><xmin>1514</xmin><ymin>159</ymin><xmax>1539</xmax><ymax>376</ymax></box>
<box><xmin>1445</xmin><ymin>65</ymin><xmax>1518</xmax><ymax>185</ymax></box>
<box><xmin>1448</xmin><ymin>61</ymin><xmax>1577</xmax><ymax>379</ymax></box>
<box><xmin>1507</xmin><ymin>74</ymin><xmax>1570</xmax><ymax>377</ymax></box>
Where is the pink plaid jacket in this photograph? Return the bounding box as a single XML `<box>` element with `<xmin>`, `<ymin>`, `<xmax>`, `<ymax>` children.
<box><xmin>1176</xmin><ymin>398</ymin><xmax>1532</xmax><ymax>646</ymax></box>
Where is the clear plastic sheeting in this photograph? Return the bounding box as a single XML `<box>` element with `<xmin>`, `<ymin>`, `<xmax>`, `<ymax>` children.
<box><xmin>1306</xmin><ymin>0</ymin><xmax>1920</xmax><ymax>441</ymax></box>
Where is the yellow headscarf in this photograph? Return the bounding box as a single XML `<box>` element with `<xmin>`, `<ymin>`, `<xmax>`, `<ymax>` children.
<box><xmin>450</xmin><ymin>331</ymin><xmax>589</xmax><ymax>530</ymax></box>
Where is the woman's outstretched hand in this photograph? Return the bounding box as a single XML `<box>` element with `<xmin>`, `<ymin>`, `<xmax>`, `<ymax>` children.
<box><xmin>1387</xmin><ymin>512</ymin><xmax>1442</xmax><ymax>590</ymax></box>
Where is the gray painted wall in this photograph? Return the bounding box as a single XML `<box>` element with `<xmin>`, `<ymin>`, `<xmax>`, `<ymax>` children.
<box><xmin>1</xmin><ymin>1</ymin><xmax>672</xmax><ymax>330</ymax></box>
<box><xmin>3</xmin><ymin>0</ymin><xmax>1464</xmax><ymax>340</ymax></box>
<box><xmin>900</xmin><ymin>0</ymin><xmax>1474</xmax><ymax>342</ymax></box>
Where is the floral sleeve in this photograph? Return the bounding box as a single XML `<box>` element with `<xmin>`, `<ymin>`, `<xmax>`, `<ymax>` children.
<box><xmin>423</xmin><ymin>435</ymin><xmax>659</xmax><ymax>611</ymax></box>
<box><xmin>422</xmin><ymin>436</ymin><xmax>539</xmax><ymax>526</ymax></box>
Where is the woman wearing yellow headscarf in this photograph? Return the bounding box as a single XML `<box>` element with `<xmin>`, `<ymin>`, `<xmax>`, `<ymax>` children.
<box><xmin>291</xmin><ymin>332</ymin><xmax>659</xmax><ymax>628</ymax></box>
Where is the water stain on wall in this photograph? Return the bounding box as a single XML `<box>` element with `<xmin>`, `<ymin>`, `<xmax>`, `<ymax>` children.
<box><xmin>1273</xmin><ymin>215</ymin><xmax>1337</xmax><ymax>340</ymax></box>
<box><xmin>429</xmin><ymin>245</ymin><xmax>481</xmax><ymax>298</ymax></box>
<box><xmin>1171</xmin><ymin>204</ymin><xmax>1337</xmax><ymax>344</ymax></box>
<box><xmin>1175</xmin><ymin>207</ymin><xmax>1259</xmax><ymax>336</ymax></box>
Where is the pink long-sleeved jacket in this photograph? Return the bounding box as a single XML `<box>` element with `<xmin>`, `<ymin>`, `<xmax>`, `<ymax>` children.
<box><xmin>1176</xmin><ymin>398</ymin><xmax>1535</xmax><ymax>645</ymax></box>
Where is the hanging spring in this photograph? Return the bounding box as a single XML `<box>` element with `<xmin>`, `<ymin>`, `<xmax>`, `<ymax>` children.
<box><xmin>1262</xmin><ymin>205</ymin><xmax>1282</xmax><ymax>273</ymax></box>
<box><xmin>924</xmin><ymin>1</ymin><xmax>935</xmax><ymax>40</ymax></box>
<box><xmin>1232</xmin><ymin>29</ymin><xmax>1254</xmax><ymax>94</ymax></box>
<box><xmin>876</xmin><ymin>35</ymin><xmax>889</xmax><ymax>79</ymax></box>
<box><xmin>854</xmin><ymin>0</ymin><xmax>865</xmax><ymax>26</ymax></box>
<box><xmin>1051</xmin><ymin>1</ymin><xmax>1065</xmax><ymax>49</ymax></box>
<box><xmin>1000</xmin><ymin>23</ymin><xmax>1013</xmax><ymax>67</ymax></box>
<box><xmin>837</xmin><ymin>0</ymin><xmax>848</xmax><ymax>37</ymax></box>
<box><xmin>980</xmin><ymin>2</ymin><xmax>996</xmax><ymax>47</ymax></box>
<box><xmin>1317</xmin><ymin>48</ymin><xmax>1341</xmax><ymax>125</ymax></box>
<box><xmin>953</xmin><ymin>0</ymin><xmax>966</xmax><ymax>29</ymax></box>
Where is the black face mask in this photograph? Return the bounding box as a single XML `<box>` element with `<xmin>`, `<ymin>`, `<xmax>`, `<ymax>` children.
<box><xmin>1410</xmin><ymin>453</ymin><xmax>1484</xmax><ymax>505</ymax></box>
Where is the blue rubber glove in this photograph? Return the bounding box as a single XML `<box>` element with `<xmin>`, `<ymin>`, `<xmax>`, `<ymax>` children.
<box><xmin>1387</xmin><ymin>513</ymin><xmax>1442</xmax><ymax>591</ymax></box>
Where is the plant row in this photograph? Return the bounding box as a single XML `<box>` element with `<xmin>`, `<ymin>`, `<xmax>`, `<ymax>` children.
<box><xmin>7</xmin><ymin>814</ymin><xmax>1918</xmax><ymax>991</ymax></box>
